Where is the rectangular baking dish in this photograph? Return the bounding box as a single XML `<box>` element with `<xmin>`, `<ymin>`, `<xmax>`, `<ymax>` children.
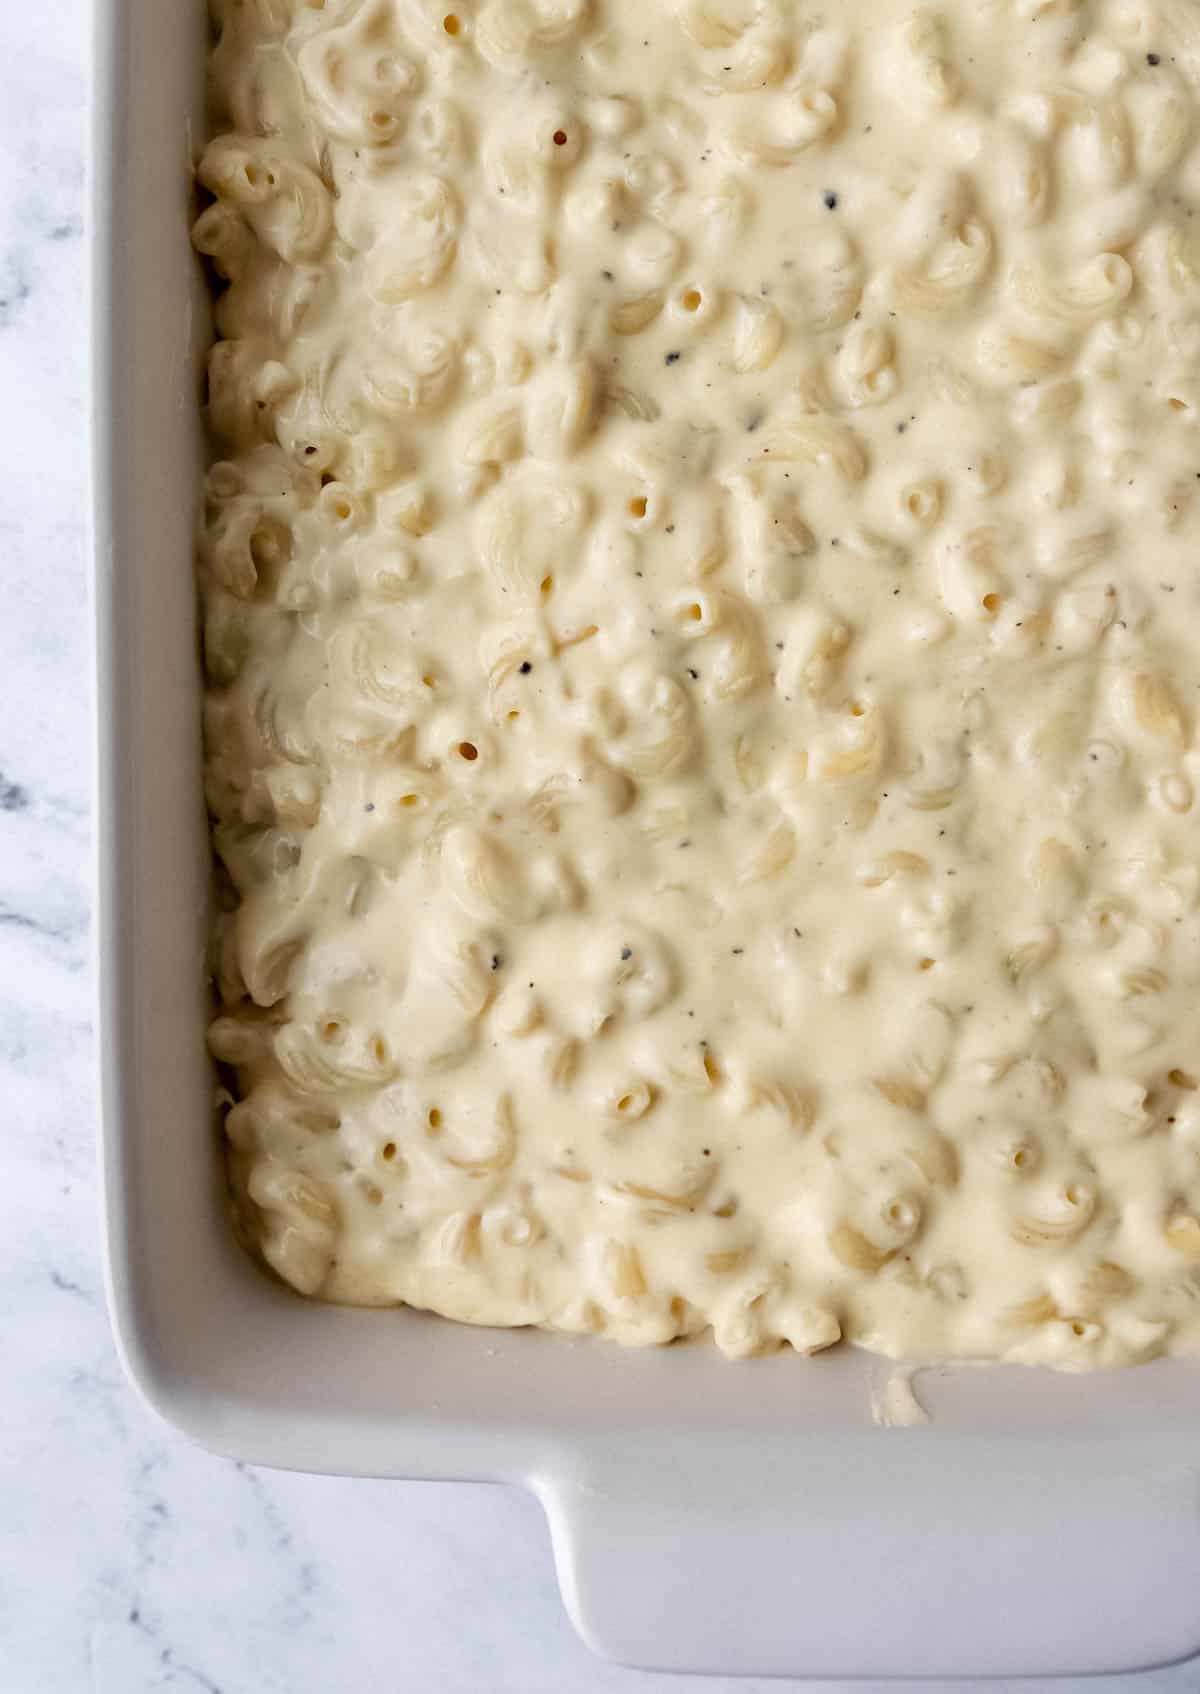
<box><xmin>90</xmin><ymin>1</ymin><xmax>1200</xmax><ymax>1678</ymax></box>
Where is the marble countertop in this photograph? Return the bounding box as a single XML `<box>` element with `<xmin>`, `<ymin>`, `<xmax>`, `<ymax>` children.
<box><xmin>2</xmin><ymin>6</ymin><xmax>1196</xmax><ymax>1691</ymax></box>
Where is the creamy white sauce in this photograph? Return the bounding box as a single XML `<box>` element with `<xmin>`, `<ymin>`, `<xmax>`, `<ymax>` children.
<box><xmin>872</xmin><ymin>1365</ymin><xmax>930</xmax><ymax>1428</ymax></box>
<box><xmin>197</xmin><ymin>0</ymin><xmax>1200</xmax><ymax>1367</ymax></box>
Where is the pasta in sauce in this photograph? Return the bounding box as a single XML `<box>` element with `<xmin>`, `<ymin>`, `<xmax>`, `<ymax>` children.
<box><xmin>198</xmin><ymin>0</ymin><xmax>1200</xmax><ymax>1368</ymax></box>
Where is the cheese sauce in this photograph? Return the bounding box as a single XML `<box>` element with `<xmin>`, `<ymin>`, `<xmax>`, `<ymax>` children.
<box><xmin>198</xmin><ymin>0</ymin><xmax>1200</xmax><ymax>1367</ymax></box>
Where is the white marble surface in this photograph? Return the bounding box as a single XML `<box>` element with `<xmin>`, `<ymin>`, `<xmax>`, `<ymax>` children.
<box><xmin>2</xmin><ymin>6</ymin><xmax>1197</xmax><ymax>1691</ymax></box>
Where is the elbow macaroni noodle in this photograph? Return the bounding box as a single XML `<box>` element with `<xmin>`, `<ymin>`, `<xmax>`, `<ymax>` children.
<box><xmin>198</xmin><ymin>0</ymin><xmax>1200</xmax><ymax>1367</ymax></box>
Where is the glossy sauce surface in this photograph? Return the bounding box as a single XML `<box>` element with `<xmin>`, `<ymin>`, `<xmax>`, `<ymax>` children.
<box><xmin>198</xmin><ymin>0</ymin><xmax>1200</xmax><ymax>1366</ymax></box>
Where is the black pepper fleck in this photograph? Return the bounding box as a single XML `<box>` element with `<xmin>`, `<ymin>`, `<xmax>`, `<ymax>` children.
<box><xmin>687</xmin><ymin>667</ymin><xmax>699</xmax><ymax>679</ymax></box>
<box><xmin>621</xmin><ymin>946</ymin><xmax>633</xmax><ymax>960</ymax></box>
<box><xmin>1148</xmin><ymin>51</ymin><xmax>1161</xmax><ymax>65</ymax></box>
<box><xmin>519</xmin><ymin>660</ymin><xmax>532</xmax><ymax>674</ymax></box>
<box><xmin>490</xmin><ymin>955</ymin><xmax>502</xmax><ymax>970</ymax></box>
<box><xmin>823</xmin><ymin>191</ymin><xmax>838</xmax><ymax>210</ymax></box>
<box><xmin>665</xmin><ymin>350</ymin><xmax>682</xmax><ymax>365</ymax></box>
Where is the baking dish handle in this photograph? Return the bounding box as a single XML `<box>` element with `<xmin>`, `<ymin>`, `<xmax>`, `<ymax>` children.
<box><xmin>536</xmin><ymin>1436</ymin><xmax>1200</xmax><ymax>1679</ymax></box>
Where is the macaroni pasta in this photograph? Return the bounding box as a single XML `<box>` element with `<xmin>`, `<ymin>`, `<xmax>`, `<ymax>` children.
<box><xmin>197</xmin><ymin>0</ymin><xmax>1200</xmax><ymax>1368</ymax></box>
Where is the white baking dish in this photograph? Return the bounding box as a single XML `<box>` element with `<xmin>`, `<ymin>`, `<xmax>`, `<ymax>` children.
<box><xmin>90</xmin><ymin>1</ymin><xmax>1200</xmax><ymax>1678</ymax></box>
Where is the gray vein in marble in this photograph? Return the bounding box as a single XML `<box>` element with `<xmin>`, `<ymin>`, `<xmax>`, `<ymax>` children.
<box><xmin>33</xmin><ymin>783</ymin><xmax>90</xmax><ymax>833</ymax></box>
<box><xmin>0</xmin><ymin>135</ymin><xmax>84</xmax><ymax>321</ymax></box>
<box><xmin>0</xmin><ymin>901</ymin><xmax>69</xmax><ymax>938</ymax></box>
<box><xmin>232</xmin><ymin>1461</ymin><xmax>321</xmax><ymax>1631</ymax></box>
<box><xmin>0</xmin><ymin>269</ymin><xmax>31</xmax><ymax>327</ymax></box>
<box><xmin>128</xmin><ymin>1605</ymin><xmax>228</xmax><ymax>1694</ymax></box>
<box><xmin>0</xmin><ymin>771</ymin><xmax>29</xmax><ymax>810</ymax></box>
